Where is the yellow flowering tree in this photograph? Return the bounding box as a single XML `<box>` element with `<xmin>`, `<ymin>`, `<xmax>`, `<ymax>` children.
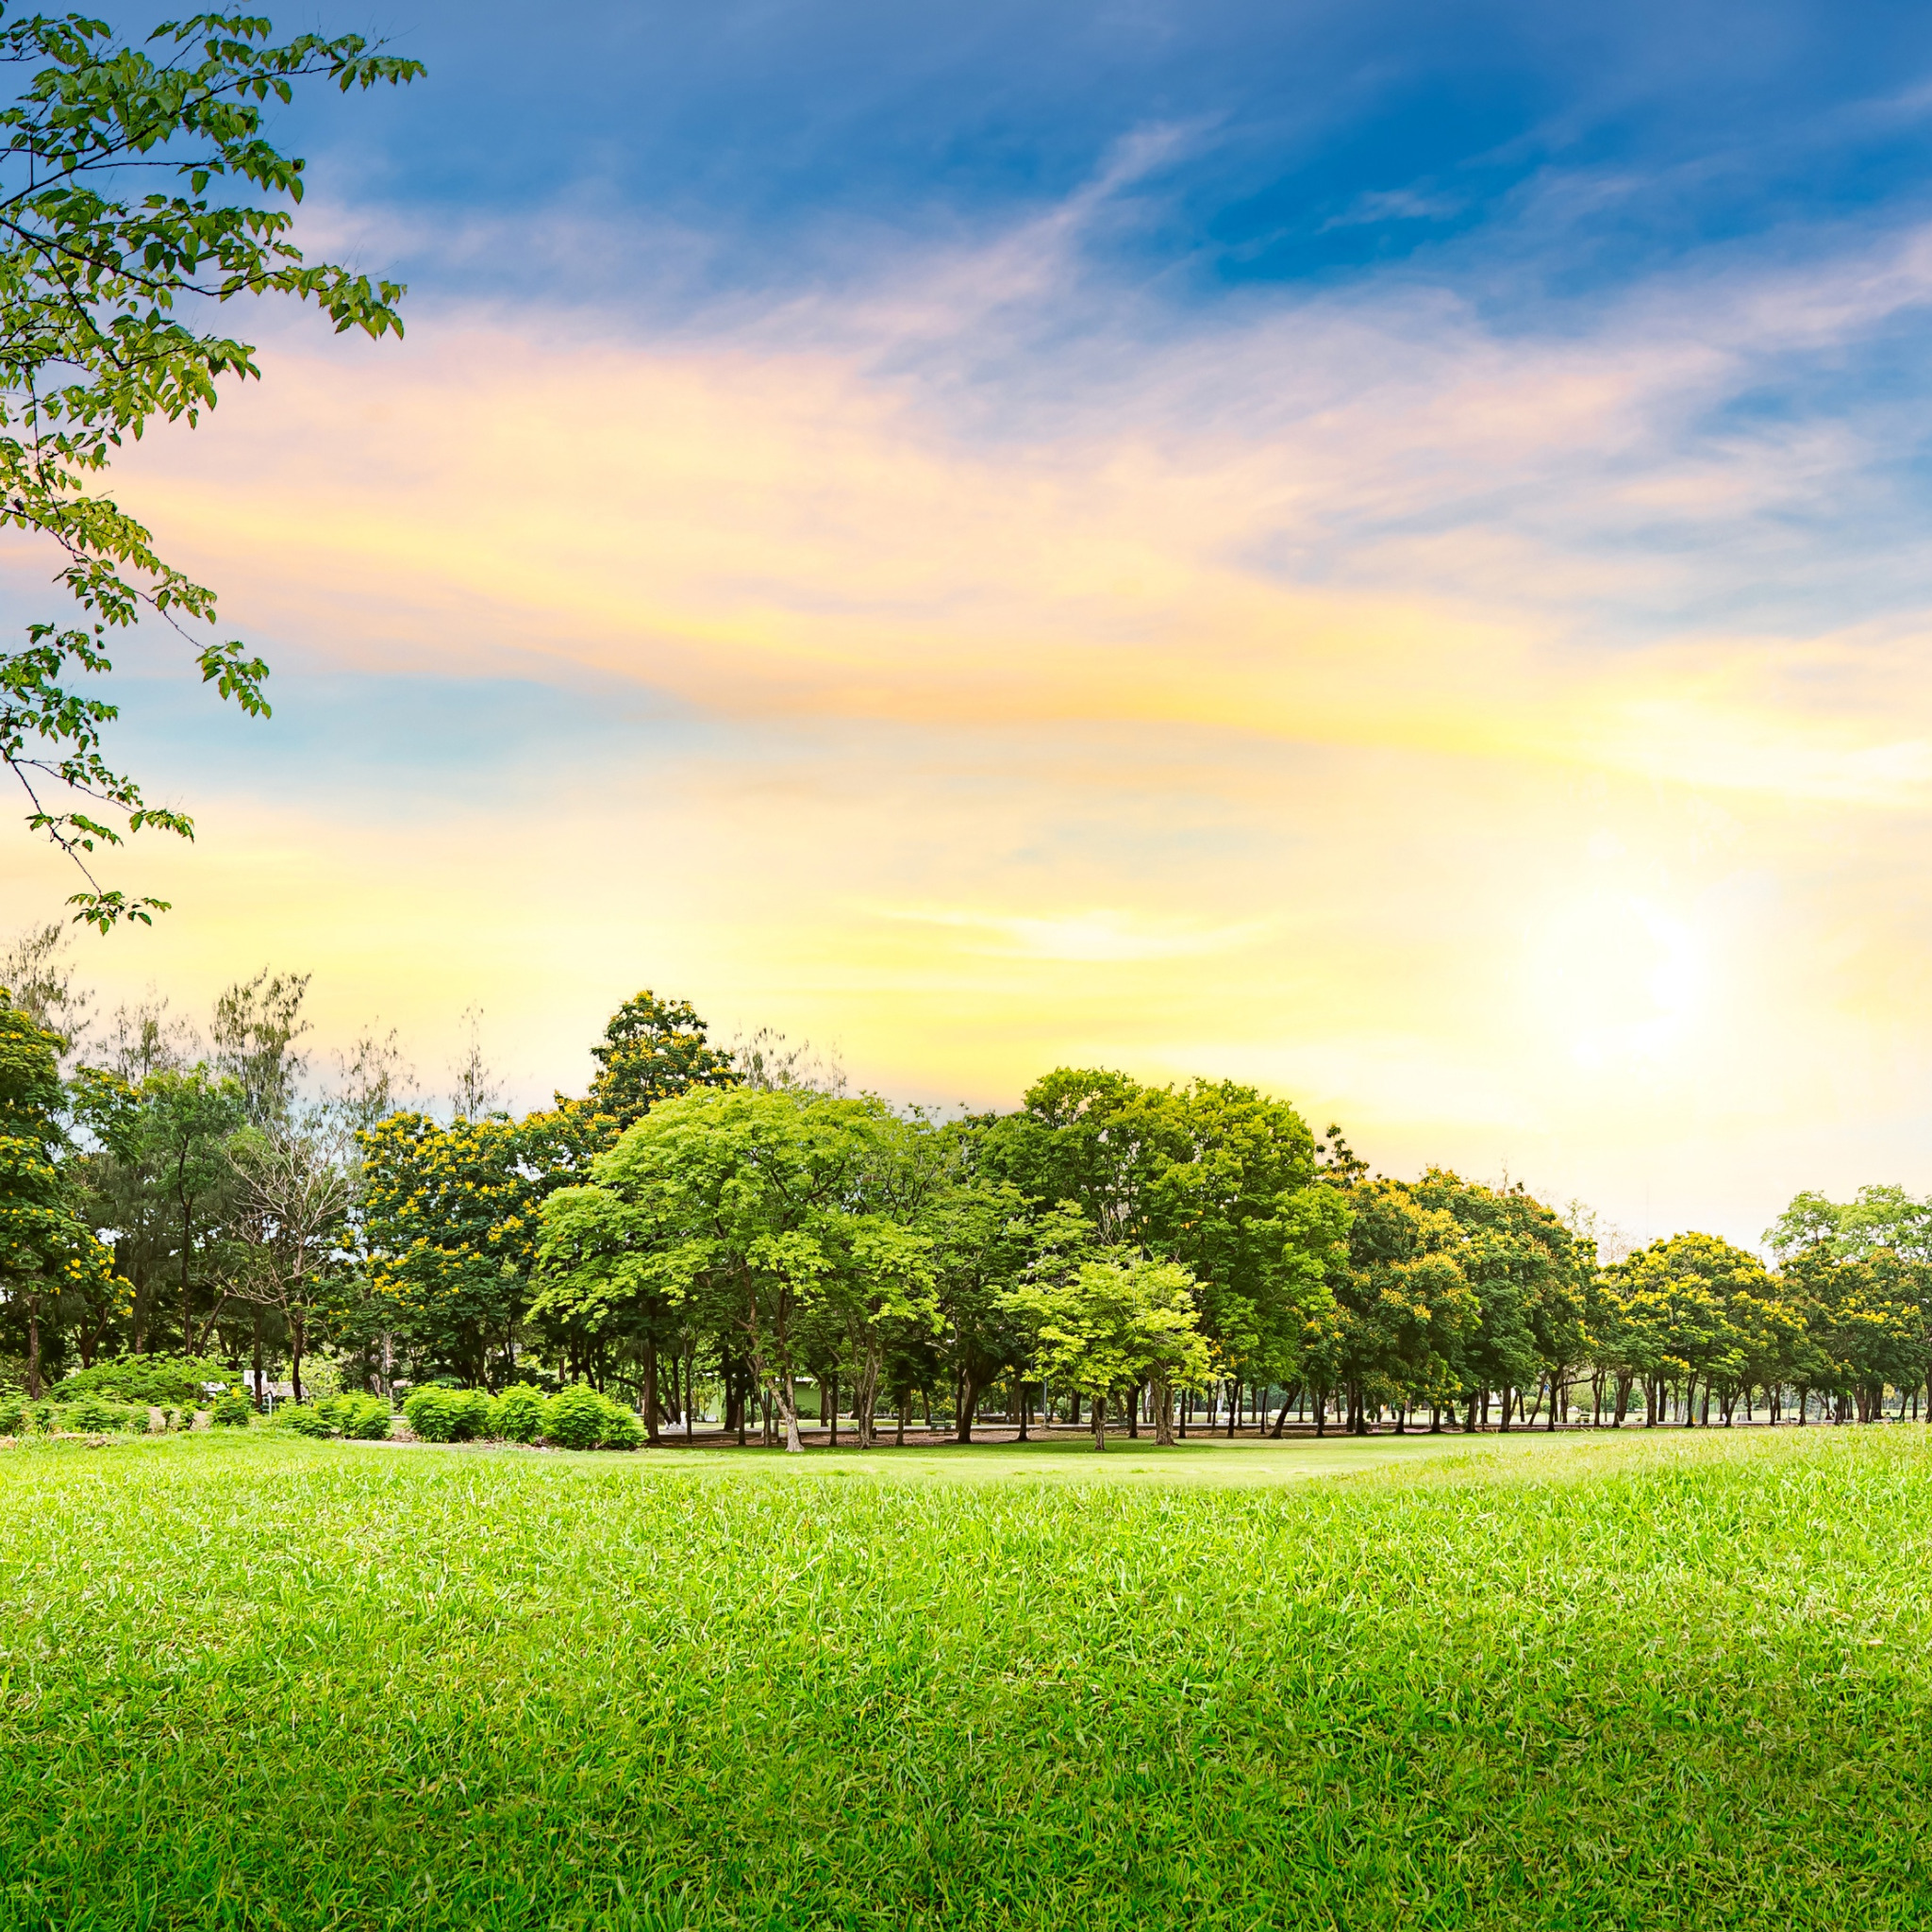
<box><xmin>358</xmin><ymin>1110</ymin><xmax>543</xmax><ymax>1389</ymax></box>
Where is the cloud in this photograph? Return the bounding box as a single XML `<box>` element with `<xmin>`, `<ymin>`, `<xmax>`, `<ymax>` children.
<box><xmin>14</xmin><ymin>163</ymin><xmax>1932</xmax><ymax>1244</ymax></box>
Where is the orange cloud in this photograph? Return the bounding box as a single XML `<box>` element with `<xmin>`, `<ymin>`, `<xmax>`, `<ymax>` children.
<box><xmin>9</xmin><ymin>217</ymin><xmax>1932</xmax><ymax>1248</ymax></box>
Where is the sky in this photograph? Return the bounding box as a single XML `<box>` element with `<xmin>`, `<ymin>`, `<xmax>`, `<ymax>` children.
<box><xmin>9</xmin><ymin>0</ymin><xmax>1932</xmax><ymax>1251</ymax></box>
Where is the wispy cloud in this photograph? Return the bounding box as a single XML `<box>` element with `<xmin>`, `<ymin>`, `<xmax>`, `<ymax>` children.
<box><xmin>16</xmin><ymin>155</ymin><xmax>1932</xmax><ymax>1241</ymax></box>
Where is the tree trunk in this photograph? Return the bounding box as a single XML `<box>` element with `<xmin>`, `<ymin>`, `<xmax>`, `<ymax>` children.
<box><xmin>253</xmin><ymin>1310</ymin><xmax>265</xmax><ymax>1410</ymax></box>
<box><xmin>955</xmin><ymin>1365</ymin><xmax>983</xmax><ymax>1443</ymax></box>
<box><xmin>828</xmin><ymin>1370</ymin><xmax>840</xmax><ymax>1447</ymax></box>
<box><xmin>777</xmin><ymin>1370</ymin><xmax>803</xmax><ymax>1453</ymax></box>
<box><xmin>1015</xmin><ymin>1373</ymin><xmax>1029</xmax><ymax>1442</ymax></box>
<box><xmin>25</xmin><ymin>1298</ymin><xmax>42</xmax><ymax>1399</ymax></box>
<box><xmin>643</xmin><ymin>1345</ymin><xmax>661</xmax><ymax>1445</ymax></box>
<box><xmin>1153</xmin><ymin>1379</ymin><xmax>1176</xmax><ymax>1446</ymax></box>
<box><xmin>1227</xmin><ymin>1378</ymin><xmax>1239</xmax><ymax>1438</ymax></box>
<box><xmin>1271</xmin><ymin>1387</ymin><xmax>1294</xmax><ymax>1437</ymax></box>
<box><xmin>290</xmin><ymin>1308</ymin><xmax>306</xmax><ymax>1406</ymax></box>
<box><xmin>1091</xmin><ymin>1389</ymin><xmax>1107</xmax><ymax>1450</ymax></box>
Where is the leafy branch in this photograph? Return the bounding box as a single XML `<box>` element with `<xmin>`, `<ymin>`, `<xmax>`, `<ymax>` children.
<box><xmin>0</xmin><ymin>8</ymin><xmax>421</xmax><ymax>926</ymax></box>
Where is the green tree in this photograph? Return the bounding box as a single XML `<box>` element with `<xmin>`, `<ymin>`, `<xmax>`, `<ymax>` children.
<box><xmin>1331</xmin><ymin>1179</ymin><xmax>1475</xmax><ymax>1432</ymax></box>
<box><xmin>0</xmin><ymin>12</ymin><xmax>421</xmax><ymax>924</ymax></box>
<box><xmin>70</xmin><ymin>1059</ymin><xmax>244</xmax><ymax>1355</ymax></box>
<box><xmin>540</xmin><ymin>1087</ymin><xmax>900</xmax><ymax>1453</ymax></box>
<box><xmin>0</xmin><ymin>989</ymin><xmax>116</xmax><ymax>1393</ymax></box>
<box><xmin>1002</xmin><ymin>1252</ymin><xmax>1209</xmax><ymax>1448</ymax></box>
<box><xmin>983</xmin><ymin>1069</ymin><xmax>1330</xmax><ymax>1420</ymax></box>
<box><xmin>210</xmin><ymin>969</ymin><xmax>309</xmax><ymax>1125</ymax></box>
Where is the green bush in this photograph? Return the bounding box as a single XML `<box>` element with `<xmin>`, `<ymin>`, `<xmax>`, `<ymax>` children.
<box><xmin>210</xmin><ymin>1390</ymin><xmax>255</xmax><ymax>1427</ymax></box>
<box><xmin>488</xmin><ymin>1384</ymin><xmax>548</xmax><ymax>1443</ymax></box>
<box><xmin>403</xmin><ymin>1386</ymin><xmax>491</xmax><ymax>1443</ymax></box>
<box><xmin>62</xmin><ymin>1393</ymin><xmax>146</xmax><ymax>1434</ymax></box>
<box><xmin>0</xmin><ymin>1393</ymin><xmax>30</xmax><ymax>1434</ymax></box>
<box><xmin>273</xmin><ymin>1403</ymin><xmax>331</xmax><ymax>1437</ymax></box>
<box><xmin>52</xmin><ymin>1355</ymin><xmax>229</xmax><ymax>1408</ymax></box>
<box><xmin>543</xmin><ymin>1383</ymin><xmax>645</xmax><ymax>1451</ymax></box>
<box><xmin>318</xmin><ymin>1392</ymin><xmax>392</xmax><ymax>1441</ymax></box>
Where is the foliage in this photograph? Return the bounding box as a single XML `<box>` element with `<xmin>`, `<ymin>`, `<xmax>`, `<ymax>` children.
<box><xmin>538</xmin><ymin>1086</ymin><xmax>912</xmax><ymax>1452</ymax></box>
<box><xmin>0</xmin><ymin>989</ymin><xmax>121</xmax><ymax>1395</ymax></box>
<box><xmin>403</xmin><ymin>1385</ymin><xmax>491</xmax><ymax>1444</ymax></box>
<box><xmin>60</xmin><ymin>1390</ymin><xmax>144</xmax><ymax>1432</ymax></box>
<box><xmin>0</xmin><ymin>11</ymin><xmax>422</xmax><ymax>924</ymax></box>
<box><xmin>1003</xmin><ymin>1252</ymin><xmax>1210</xmax><ymax>1446</ymax></box>
<box><xmin>209</xmin><ymin>1388</ymin><xmax>252</xmax><ymax>1426</ymax></box>
<box><xmin>0</xmin><ymin>1391</ymin><xmax>55</xmax><ymax>1432</ymax></box>
<box><xmin>276</xmin><ymin>1396</ymin><xmax>391</xmax><ymax>1441</ymax></box>
<box><xmin>541</xmin><ymin>1382</ymin><xmax>644</xmax><ymax>1450</ymax></box>
<box><xmin>487</xmin><ymin>1383</ymin><xmax>547</xmax><ymax>1444</ymax></box>
<box><xmin>585</xmin><ymin>989</ymin><xmax>737</xmax><ymax>1135</ymax></box>
<box><xmin>360</xmin><ymin>1110</ymin><xmax>543</xmax><ymax>1389</ymax></box>
<box><xmin>316</xmin><ymin>1392</ymin><xmax>391</xmax><ymax>1441</ymax></box>
<box><xmin>226</xmin><ymin>1110</ymin><xmax>353</xmax><ymax>1401</ymax></box>
<box><xmin>44</xmin><ymin>1352</ymin><xmax>225</xmax><ymax>1406</ymax></box>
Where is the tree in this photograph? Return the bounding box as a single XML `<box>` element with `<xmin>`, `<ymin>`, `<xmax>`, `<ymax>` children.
<box><xmin>584</xmin><ymin>991</ymin><xmax>737</xmax><ymax>1134</ymax></box>
<box><xmin>1411</xmin><ymin>1172</ymin><xmax>1579</xmax><ymax>1430</ymax></box>
<box><xmin>358</xmin><ymin>1109</ymin><xmax>542</xmax><ymax>1391</ymax></box>
<box><xmin>1002</xmin><ymin>1252</ymin><xmax>1209</xmax><ymax>1448</ymax></box>
<box><xmin>918</xmin><ymin>1161</ymin><xmax>1036</xmax><ymax>1442</ymax></box>
<box><xmin>70</xmin><ymin>1059</ymin><xmax>244</xmax><ymax>1355</ymax></box>
<box><xmin>1609</xmin><ymin>1233</ymin><xmax>1770</xmax><ymax>1424</ymax></box>
<box><xmin>982</xmin><ymin>1068</ymin><xmax>1332</xmax><ymax>1419</ymax></box>
<box><xmin>539</xmin><ymin>1087</ymin><xmax>899</xmax><ymax>1453</ymax></box>
<box><xmin>0</xmin><ymin>921</ymin><xmax>92</xmax><ymax>1054</ymax></box>
<box><xmin>824</xmin><ymin>1213</ymin><xmax>939</xmax><ymax>1448</ymax></box>
<box><xmin>210</xmin><ymin>969</ymin><xmax>310</xmax><ymax>1124</ymax></box>
<box><xmin>227</xmin><ymin>1112</ymin><xmax>353</xmax><ymax>1402</ymax></box>
<box><xmin>1329</xmin><ymin>1179</ymin><xmax>1474</xmax><ymax>1432</ymax></box>
<box><xmin>447</xmin><ymin>1007</ymin><xmax>501</xmax><ymax>1122</ymax></box>
<box><xmin>0</xmin><ymin>12</ymin><xmax>422</xmax><ymax>924</ymax></box>
<box><xmin>0</xmin><ymin>989</ymin><xmax>117</xmax><ymax>1393</ymax></box>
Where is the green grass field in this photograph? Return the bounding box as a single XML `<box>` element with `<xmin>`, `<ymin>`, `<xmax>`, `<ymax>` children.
<box><xmin>3</xmin><ymin>1426</ymin><xmax>1930</xmax><ymax>1931</ymax></box>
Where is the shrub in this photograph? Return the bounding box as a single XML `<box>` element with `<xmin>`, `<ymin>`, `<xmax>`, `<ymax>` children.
<box><xmin>488</xmin><ymin>1384</ymin><xmax>548</xmax><ymax>1444</ymax></box>
<box><xmin>403</xmin><ymin>1386</ymin><xmax>491</xmax><ymax>1443</ymax></box>
<box><xmin>273</xmin><ymin>1403</ymin><xmax>331</xmax><ymax>1437</ymax></box>
<box><xmin>319</xmin><ymin>1393</ymin><xmax>392</xmax><ymax>1441</ymax></box>
<box><xmin>53</xmin><ymin>1356</ymin><xmax>230</xmax><ymax>1408</ymax></box>
<box><xmin>62</xmin><ymin>1393</ymin><xmax>145</xmax><ymax>1434</ymax></box>
<box><xmin>0</xmin><ymin>1394</ymin><xmax>27</xmax><ymax>1434</ymax></box>
<box><xmin>543</xmin><ymin>1383</ymin><xmax>645</xmax><ymax>1451</ymax></box>
<box><xmin>210</xmin><ymin>1390</ymin><xmax>255</xmax><ymax>1427</ymax></box>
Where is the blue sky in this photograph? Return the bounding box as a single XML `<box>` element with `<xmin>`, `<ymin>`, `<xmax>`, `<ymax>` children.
<box><xmin>275</xmin><ymin>0</ymin><xmax>1932</xmax><ymax>293</ymax></box>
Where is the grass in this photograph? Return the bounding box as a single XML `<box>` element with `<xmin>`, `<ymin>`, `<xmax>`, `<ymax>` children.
<box><xmin>3</xmin><ymin>1426</ymin><xmax>1931</xmax><ymax>1930</ymax></box>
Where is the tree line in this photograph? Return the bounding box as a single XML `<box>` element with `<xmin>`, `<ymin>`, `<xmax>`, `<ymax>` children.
<box><xmin>3</xmin><ymin>928</ymin><xmax>1929</xmax><ymax>1445</ymax></box>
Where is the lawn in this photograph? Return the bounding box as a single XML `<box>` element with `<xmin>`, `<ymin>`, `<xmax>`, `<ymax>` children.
<box><xmin>2</xmin><ymin>1425</ymin><xmax>1929</xmax><ymax>1930</ymax></box>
